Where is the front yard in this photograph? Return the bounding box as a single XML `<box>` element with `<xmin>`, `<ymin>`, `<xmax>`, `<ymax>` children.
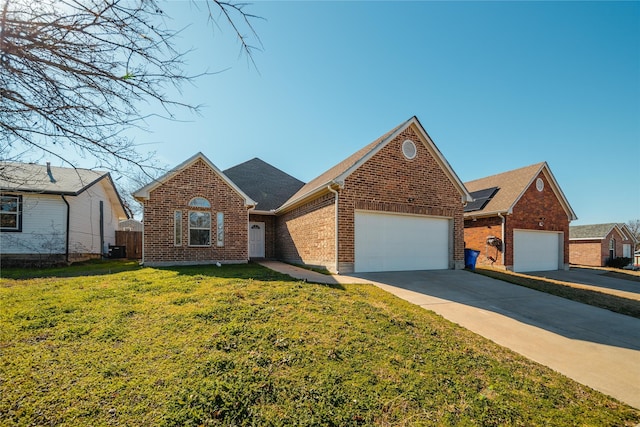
<box><xmin>1</xmin><ymin>261</ymin><xmax>638</xmax><ymax>426</ymax></box>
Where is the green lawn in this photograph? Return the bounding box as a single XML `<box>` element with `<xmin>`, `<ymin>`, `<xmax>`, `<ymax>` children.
<box><xmin>1</xmin><ymin>262</ymin><xmax>638</xmax><ymax>426</ymax></box>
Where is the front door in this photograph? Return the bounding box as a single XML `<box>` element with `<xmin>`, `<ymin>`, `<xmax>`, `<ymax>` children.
<box><xmin>249</xmin><ymin>222</ymin><xmax>265</xmax><ymax>258</ymax></box>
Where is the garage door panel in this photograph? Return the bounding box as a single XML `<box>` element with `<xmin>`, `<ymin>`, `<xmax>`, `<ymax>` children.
<box><xmin>513</xmin><ymin>230</ymin><xmax>561</xmax><ymax>272</ymax></box>
<box><xmin>355</xmin><ymin>211</ymin><xmax>449</xmax><ymax>273</ymax></box>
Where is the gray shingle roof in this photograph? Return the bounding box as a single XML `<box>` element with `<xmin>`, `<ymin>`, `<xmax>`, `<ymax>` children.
<box><xmin>570</xmin><ymin>223</ymin><xmax>619</xmax><ymax>240</ymax></box>
<box><xmin>224</xmin><ymin>158</ymin><xmax>304</xmax><ymax>212</ymax></box>
<box><xmin>463</xmin><ymin>162</ymin><xmax>577</xmax><ymax>221</ymax></box>
<box><xmin>1</xmin><ymin>161</ymin><xmax>108</xmax><ymax>194</ymax></box>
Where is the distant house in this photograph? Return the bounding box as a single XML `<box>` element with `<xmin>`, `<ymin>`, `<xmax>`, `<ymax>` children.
<box><xmin>569</xmin><ymin>223</ymin><xmax>636</xmax><ymax>267</ymax></box>
<box><xmin>119</xmin><ymin>219</ymin><xmax>143</xmax><ymax>232</ymax></box>
<box><xmin>134</xmin><ymin>116</ymin><xmax>473</xmax><ymax>272</ymax></box>
<box><xmin>1</xmin><ymin>162</ymin><xmax>128</xmax><ymax>266</ymax></box>
<box><xmin>463</xmin><ymin>162</ymin><xmax>577</xmax><ymax>272</ymax></box>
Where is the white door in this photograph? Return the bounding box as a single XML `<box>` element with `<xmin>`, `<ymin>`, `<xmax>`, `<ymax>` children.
<box><xmin>354</xmin><ymin>211</ymin><xmax>450</xmax><ymax>273</ymax></box>
<box><xmin>513</xmin><ymin>230</ymin><xmax>561</xmax><ymax>272</ymax></box>
<box><xmin>249</xmin><ymin>222</ymin><xmax>265</xmax><ymax>258</ymax></box>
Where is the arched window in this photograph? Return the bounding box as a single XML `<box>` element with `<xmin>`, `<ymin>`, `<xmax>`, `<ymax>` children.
<box><xmin>189</xmin><ymin>197</ymin><xmax>210</xmax><ymax>208</ymax></box>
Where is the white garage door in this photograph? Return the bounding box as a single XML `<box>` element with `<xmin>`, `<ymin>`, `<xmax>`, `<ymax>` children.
<box><xmin>354</xmin><ymin>211</ymin><xmax>450</xmax><ymax>273</ymax></box>
<box><xmin>513</xmin><ymin>230</ymin><xmax>561</xmax><ymax>272</ymax></box>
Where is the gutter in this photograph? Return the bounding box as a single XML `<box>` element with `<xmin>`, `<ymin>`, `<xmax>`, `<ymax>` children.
<box><xmin>61</xmin><ymin>195</ymin><xmax>70</xmax><ymax>263</ymax></box>
<box><xmin>327</xmin><ymin>185</ymin><xmax>340</xmax><ymax>274</ymax></box>
<box><xmin>497</xmin><ymin>212</ymin><xmax>506</xmax><ymax>265</ymax></box>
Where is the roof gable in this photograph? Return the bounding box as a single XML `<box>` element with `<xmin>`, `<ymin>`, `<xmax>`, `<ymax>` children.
<box><xmin>570</xmin><ymin>223</ymin><xmax>635</xmax><ymax>241</ymax></box>
<box><xmin>464</xmin><ymin>162</ymin><xmax>577</xmax><ymax>221</ymax></box>
<box><xmin>278</xmin><ymin>116</ymin><xmax>472</xmax><ymax>212</ymax></box>
<box><xmin>223</xmin><ymin>158</ymin><xmax>304</xmax><ymax>212</ymax></box>
<box><xmin>133</xmin><ymin>152</ymin><xmax>256</xmax><ymax>207</ymax></box>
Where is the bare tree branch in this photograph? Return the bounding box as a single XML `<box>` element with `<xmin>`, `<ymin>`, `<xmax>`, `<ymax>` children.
<box><xmin>0</xmin><ymin>0</ymin><xmax>260</xmax><ymax>180</ymax></box>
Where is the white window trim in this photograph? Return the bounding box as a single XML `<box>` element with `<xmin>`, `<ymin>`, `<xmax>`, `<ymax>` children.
<box><xmin>174</xmin><ymin>210</ymin><xmax>182</xmax><ymax>246</ymax></box>
<box><xmin>216</xmin><ymin>212</ymin><xmax>224</xmax><ymax>247</ymax></box>
<box><xmin>1</xmin><ymin>194</ymin><xmax>22</xmax><ymax>232</ymax></box>
<box><xmin>188</xmin><ymin>210</ymin><xmax>211</xmax><ymax>247</ymax></box>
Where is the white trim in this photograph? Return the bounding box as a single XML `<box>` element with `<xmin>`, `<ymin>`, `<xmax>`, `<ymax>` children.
<box><xmin>188</xmin><ymin>210</ymin><xmax>211</xmax><ymax>247</ymax></box>
<box><xmin>173</xmin><ymin>210</ymin><xmax>182</xmax><ymax>246</ymax></box>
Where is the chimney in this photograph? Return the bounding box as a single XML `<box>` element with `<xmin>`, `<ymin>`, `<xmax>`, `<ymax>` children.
<box><xmin>46</xmin><ymin>162</ymin><xmax>56</xmax><ymax>183</ymax></box>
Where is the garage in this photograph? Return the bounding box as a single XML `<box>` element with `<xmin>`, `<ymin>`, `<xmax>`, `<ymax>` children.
<box><xmin>354</xmin><ymin>211</ymin><xmax>450</xmax><ymax>273</ymax></box>
<box><xmin>513</xmin><ymin>230</ymin><xmax>562</xmax><ymax>272</ymax></box>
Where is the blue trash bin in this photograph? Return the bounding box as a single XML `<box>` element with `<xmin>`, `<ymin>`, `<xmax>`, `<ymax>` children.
<box><xmin>464</xmin><ymin>249</ymin><xmax>480</xmax><ymax>270</ymax></box>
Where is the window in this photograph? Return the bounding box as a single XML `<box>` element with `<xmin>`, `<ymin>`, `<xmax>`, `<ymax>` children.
<box><xmin>609</xmin><ymin>238</ymin><xmax>616</xmax><ymax>260</ymax></box>
<box><xmin>1</xmin><ymin>194</ymin><xmax>22</xmax><ymax>232</ymax></box>
<box><xmin>189</xmin><ymin>197</ymin><xmax>211</xmax><ymax>208</ymax></box>
<box><xmin>189</xmin><ymin>211</ymin><xmax>211</xmax><ymax>246</ymax></box>
<box><xmin>216</xmin><ymin>212</ymin><xmax>224</xmax><ymax>247</ymax></box>
<box><xmin>174</xmin><ymin>211</ymin><xmax>182</xmax><ymax>246</ymax></box>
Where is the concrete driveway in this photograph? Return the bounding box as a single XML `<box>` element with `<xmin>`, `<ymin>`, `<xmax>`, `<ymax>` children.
<box><xmin>526</xmin><ymin>267</ymin><xmax>640</xmax><ymax>301</ymax></box>
<box><xmin>353</xmin><ymin>269</ymin><xmax>640</xmax><ymax>409</ymax></box>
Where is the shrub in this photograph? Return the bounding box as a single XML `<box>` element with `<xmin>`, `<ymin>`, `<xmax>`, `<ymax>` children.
<box><xmin>606</xmin><ymin>257</ymin><xmax>632</xmax><ymax>269</ymax></box>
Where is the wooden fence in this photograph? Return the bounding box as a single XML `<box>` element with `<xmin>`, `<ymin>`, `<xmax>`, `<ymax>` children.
<box><xmin>115</xmin><ymin>231</ymin><xmax>142</xmax><ymax>260</ymax></box>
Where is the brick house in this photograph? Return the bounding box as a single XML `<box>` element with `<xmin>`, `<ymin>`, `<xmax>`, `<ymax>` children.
<box><xmin>133</xmin><ymin>154</ymin><xmax>257</xmax><ymax>266</ymax></box>
<box><xmin>134</xmin><ymin>116</ymin><xmax>472</xmax><ymax>272</ymax></box>
<box><xmin>569</xmin><ymin>223</ymin><xmax>636</xmax><ymax>267</ymax></box>
<box><xmin>463</xmin><ymin>162</ymin><xmax>577</xmax><ymax>272</ymax></box>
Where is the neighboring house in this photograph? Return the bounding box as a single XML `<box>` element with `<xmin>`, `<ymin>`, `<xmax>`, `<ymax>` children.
<box><xmin>119</xmin><ymin>219</ymin><xmax>143</xmax><ymax>232</ymax></box>
<box><xmin>463</xmin><ymin>162</ymin><xmax>577</xmax><ymax>272</ymax></box>
<box><xmin>134</xmin><ymin>116</ymin><xmax>473</xmax><ymax>273</ymax></box>
<box><xmin>569</xmin><ymin>223</ymin><xmax>636</xmax><ymax>267</ymax></box>
<box><xmin>1</xmin><ymin>162</ymin><xmax>128</xmax><ymax>265</ymax></box>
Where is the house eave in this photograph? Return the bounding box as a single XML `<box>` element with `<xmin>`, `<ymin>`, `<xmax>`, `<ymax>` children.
<box><xmin>275</xmin><ymin>181</ymin><xmax>343</xmax><ymax>214</ymax></box>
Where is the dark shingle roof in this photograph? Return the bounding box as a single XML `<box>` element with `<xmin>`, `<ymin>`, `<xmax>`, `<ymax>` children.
<box><xmin>224</xmin><ymin>158</ymin><xmax>305</xmax><ymax>212</ymax></box>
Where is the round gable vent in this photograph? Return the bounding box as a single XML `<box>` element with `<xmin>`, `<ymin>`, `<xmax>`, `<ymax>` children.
<box><xmin>536</xmin><ymin>178</ymin><xmax>544</xmax><ymax>192</ymax></box>
<box><xmin>402</xmin><ymin>139</ymin><xmax>417</xmax><ymax>160</ymax></box>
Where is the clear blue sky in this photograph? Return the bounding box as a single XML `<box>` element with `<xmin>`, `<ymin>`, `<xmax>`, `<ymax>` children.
<box><xmin>123</xmin><ymin>0</ymin><xmax>639</xmax><ymax>225</ymax></box>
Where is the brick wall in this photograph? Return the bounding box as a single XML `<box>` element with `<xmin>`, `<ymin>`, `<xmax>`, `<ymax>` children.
<box><xmin>569</xmin><ymin>240</ymin><xmax>602</xmax><ymax>266</ymax></box>
<box><xmin>142</xmin><ymin>159</ymin><xmax>249</xmax><ymax>265</ymax></box>
<box><xmin>275</xmin><ymin>193</ymin><xmax>336</xmax><ymax>269</ymax></box>
<box><xmin>277</xmin><ymin>125</ymin><xmax>466</xmax><ymax>273</ymax></box>
<box><xmin>338</xmin><ymin>127</ymin><xmax>465</xmax><ymax>272</ymax></box>
<box><xmin>463</xmin><ymin>216</ymin><xmax>504</xmax><ymax>267</ymax></box>
<box><xmin>507</xmin><ymin>171</ymin><xmax>571</xmax><ymax>268</ymax></box>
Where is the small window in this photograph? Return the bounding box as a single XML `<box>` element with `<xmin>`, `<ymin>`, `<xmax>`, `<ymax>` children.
<box><xmin>216</xmin><ymin>212</ymin><xmax>224</xmax><ymax>247</ymax></box>
<box><xmin>189</xmin><ymin>211</ymin><xmax>211</xmax><ymax>246</ymax></box>
<box><xmin>402</xmin><ymin>139</ymin><xmax>417</xmax><ymax>160</ymax></box>
<box><xmin>536</xmin><ymin>178</ymin><xmax>544</xmax><ymax>192</ymax></box>
<box><xmin>1</xmin><ymin>194</ymin><xmax>22</xmax><ymax>232</ymax></box>
<box><xmin>189</xmin><ymin>197</ymin><xmax>211</xmax><ymax>208</ymax></box>
<box><xmin>174</xmin><ymin>211</ymin><xmax>182</xmax><ymax>246</ymax></box>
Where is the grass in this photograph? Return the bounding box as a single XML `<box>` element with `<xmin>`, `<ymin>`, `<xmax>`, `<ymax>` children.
<box><xmin>474</xmin><ymin>267</ymin><xmax>640</xmax><ymax>319</ymax></box>
<box><xmin>1</xmin><ymin>261</ymin><xmax>639</xmax><ymax>426</ymax></box>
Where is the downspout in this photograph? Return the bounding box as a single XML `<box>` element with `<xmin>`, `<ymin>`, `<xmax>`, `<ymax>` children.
<box><xmin>327</xmin><ymin>185</ymin><xmax>339</xmax><ymax>274</ymax></box>
<box><xmin>497</xmin><ymin>212</ymin><xmax>506</xmax><ymax>266</ymax></box>
<box><xmin>61</xmin><ymin>195</ymin><xmax>70</xmax><ymax>263</ymax></box>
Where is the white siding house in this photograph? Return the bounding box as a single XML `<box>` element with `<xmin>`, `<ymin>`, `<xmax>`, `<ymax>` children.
<box><xmin>1</xmin><ymin>162</ymin><xmax>128</xmax><ymax>265</ymax></box>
